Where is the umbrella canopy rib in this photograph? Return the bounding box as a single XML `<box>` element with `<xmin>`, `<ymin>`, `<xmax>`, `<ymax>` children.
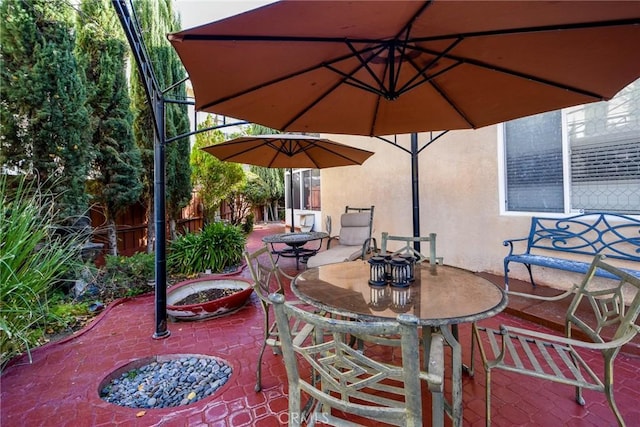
<box><xmin>417</xmin><ymin>46</ymin><xmax>608</xmax><ymax>101</ymax></box>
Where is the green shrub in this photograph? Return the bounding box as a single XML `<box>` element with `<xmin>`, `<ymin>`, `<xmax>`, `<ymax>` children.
<box><xmin>96</xmin><ymin>252</ymin><xmax>155</xmax><ymax>300</ymax></box>
<box><xmin>242</xmin><ymin>213</ymin><xmax>254</xmax><ymax>234</ymax></box>
<box><xmin>1</xmin><ymin>175</ymin><xmax>84</xmax><ymax>369</ymax></box>
<box><xmin>168</xmin><ymin>221</ymin><xmax>246</xmax><ymax>276</ymax></box>
<box><xmin>47</xmin><ymin>292</ymin><xmax>90</xmax><ymax>332</ymax></box>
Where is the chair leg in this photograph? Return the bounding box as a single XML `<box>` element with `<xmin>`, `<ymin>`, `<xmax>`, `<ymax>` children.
<box><xmin>469</xmin><ymin>325</ymin><xmax>476</xmax><ymax>377</ymax></box>
<box><xmin>569</xmin><ymin>349</ymin><xmax>585</xmax><ymax>406</ymax></box>
<box><xmin>432</xmin><ymin>390</ymin><xmax>445</xmax><ymax>427</ymax></box>
<box><xmin>256</xmin><ymin>308</ymin><xmax>277</xmax><ymax>392</ymax></box>
<box><xmin>485</xmin><ymin>367</ymin><xmax>492</xmax><ymax>427</ymax></box>
<box><xmin>441</xmin><ymin>326</ymin><xmax>463</xmax><ymax>427</ymax></box>
<box><xmin>604</xmin><ymin>360</ymin><xmax>625</xmax><ymax>426</ymax></box>
<box><xmin>255</xmin><ymin>337</ymin><xmax>268</xmax><ymax>392</ymax></box>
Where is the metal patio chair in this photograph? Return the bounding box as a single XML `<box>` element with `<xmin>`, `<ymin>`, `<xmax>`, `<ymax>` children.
<box><xmin>472</xmin><ymin>254</ymin><xmax>640</xmax><ymax>426</ymax></box>
<box><xmin>244</xmin><ymin>244</ymin><xmax>316</xmax><ymax>392</ymax></box>
<box><xmin>270</xmin><ymin>292</ymin><xmax>446</xmax><ymax>427</ymax></box>
<box><xmin>379</xmin><ymin>232</ymin><xmax>443</xmax><ymax>265</ymax></box>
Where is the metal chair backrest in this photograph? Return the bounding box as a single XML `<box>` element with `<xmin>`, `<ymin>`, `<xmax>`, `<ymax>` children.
<box><xmin>244</xmin><ymin>243</ymin><xmax>295</xmax><ymax>391</ymax></box>
<box><xmin>380</xmin><ymin>232</ymin><xmax>442</xmax><ymax>265</ymax></box>
<box><xmin>566</xmin><ymin>254</ymin><xmax>640</xmax><ymax>345</ymax></box>
<box><xmin>244</xmin><ymin>244</ymin><xmax>286</xmax><ymax>305</ymax></box>
<box><xmin>269</xmin><ymin>292</ymin><xmax>441</xmax><ymax>427</ymax></box>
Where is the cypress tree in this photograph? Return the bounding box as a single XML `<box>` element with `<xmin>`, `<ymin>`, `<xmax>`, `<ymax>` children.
<box><xmin>1</xmin><ymin>0</ymin><xmax>91</xmax><ymax>225</ymax></box>
<box><xmin>76</xmin><ymin>0</ymin><xmax>143</xmax><ymax>255</ymax></box>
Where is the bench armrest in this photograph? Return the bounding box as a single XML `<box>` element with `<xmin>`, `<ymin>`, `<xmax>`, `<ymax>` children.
<box><xmin>503</xmin><ymin>237</ymin><xmax>529</xmax><ymax>256</ymax></box>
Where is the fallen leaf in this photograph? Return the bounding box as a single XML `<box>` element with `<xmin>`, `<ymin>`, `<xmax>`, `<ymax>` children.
<box><xmin>136</xmin><ymin>411</ymin><xmax>146</xmax><ymax>417</ymax></box>
<box><xmin>187</xmin><ymin>391</ymin><xmax>196</xmax><ymax>400</ymax></box>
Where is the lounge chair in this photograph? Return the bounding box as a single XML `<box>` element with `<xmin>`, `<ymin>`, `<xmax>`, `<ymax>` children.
<box><xmin>307</xmin><ymin>206</ymin><xmax>375</xmax><ymax>268</ymax></box>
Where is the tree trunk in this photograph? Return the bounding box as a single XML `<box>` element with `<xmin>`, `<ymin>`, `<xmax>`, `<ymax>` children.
<box><xmin>169</xmin><ymin>217</ymin><xmax>177</xmax><ymax>241</ymax></box>
<box><xmin>146</xmin><ymin>199</ymin><xmax>155</xmax><ymax>253</ymax></box>
<box><xmin>107</xmin><ymin>217</ymin><xmax>118</xmax><ymax>256</ymax></box>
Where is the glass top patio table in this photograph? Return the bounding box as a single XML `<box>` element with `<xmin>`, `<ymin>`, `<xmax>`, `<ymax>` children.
<box><xmin>262</xmin><ymin>231</ymin><xmax>328</xmax><ymax>270</ymax></box>
<box><xmin>262</xmin><ymin>231</ymin><xmax>328</xmax><ymax>246</ymax></box>
<box><xmin>291</xmin><ymin>260</ymin><xmax>508</xmax><ymax>426</ymax></box>
<box><xmin>291</xmin><ymin>260</ymin><xmax>507</xmax><ymax>326</ymax></box>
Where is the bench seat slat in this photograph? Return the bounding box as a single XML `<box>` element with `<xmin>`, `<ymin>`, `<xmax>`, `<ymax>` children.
<box><xmin>505</xmin><ymin>254</ymin><xmax>640</xmax><ymax>280</ymax></box>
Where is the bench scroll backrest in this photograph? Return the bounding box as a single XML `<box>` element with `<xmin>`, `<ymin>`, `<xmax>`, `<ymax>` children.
<box><xmin>527</xmin><ymin>213</ymin><xmax>640</xmax><ymax>261</ymax></box>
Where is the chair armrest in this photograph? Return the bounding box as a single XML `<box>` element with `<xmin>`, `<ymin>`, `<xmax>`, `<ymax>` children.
<box><xmin>507</xmin><ymin>284</ymin><xmax>578</xmax><ymax>301</ymax></box>
<box><xmin>326</xmin><ymin>235</ymin><xmax>340</xmax><ymax>250</ymax></box>
<box><xmin>275</xmin><ymin>264</ymin><xmax>296</xmax><ymax>280</ymax></box>
<box><xmin>503</xmin><ymin>237</ymin><xmax>528</xmax><ymax>256</ymax></box>
<box><xmin>358</xmin><ymin>237</ymin><xmax>376</xmax><ymax>259</ymax></box>
<box><xmin>500</xmin><ymin>324</ymin><xmax>640</xmax><ymax>351</ymax></box>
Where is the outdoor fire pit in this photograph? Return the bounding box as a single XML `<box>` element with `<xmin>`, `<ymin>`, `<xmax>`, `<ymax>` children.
<box><xmin>167</xmin><ymin>277</ymin><xmax>253</xmax><ymax>321</ymax></box>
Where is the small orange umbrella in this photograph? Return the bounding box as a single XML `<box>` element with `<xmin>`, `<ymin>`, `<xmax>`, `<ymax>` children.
<box><xmin>202</xmin><ymin>134</ymin><xmax>374</xmax><ymax>231</ymax></box>
<box><xmin>202</xmin><ymin>134</ymin><xmax>374</xmax><ymax>168</ymax></box>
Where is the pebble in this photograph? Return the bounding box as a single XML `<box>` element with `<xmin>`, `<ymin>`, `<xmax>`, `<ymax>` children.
<box><xmin>100</xmin><ymin>356</ymin><xmax>232</xmax><ymax>408</ymax></box>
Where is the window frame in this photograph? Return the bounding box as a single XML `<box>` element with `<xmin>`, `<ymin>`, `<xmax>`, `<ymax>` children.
<box><xmin>285</xmin><ymin>168</ymin><xmax>322</xmax><ymax>212</ymax></box>
<box><xmin>498</xmin><ymin>109</ymin><xmax>639</xmax><ymax>218</ymax></box>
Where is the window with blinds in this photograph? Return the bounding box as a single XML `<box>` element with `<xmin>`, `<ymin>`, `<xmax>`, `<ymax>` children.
<box><xmin>502</xmin><ymin>79</ymin><xmax>639</xmax><ymax>215</ymax></box>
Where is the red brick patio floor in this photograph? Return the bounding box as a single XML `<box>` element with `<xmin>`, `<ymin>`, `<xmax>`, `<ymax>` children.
<box><xmin>2</xmin><ymin>222</ymin><xmax>639</xmax><ymax>426</ymax></box>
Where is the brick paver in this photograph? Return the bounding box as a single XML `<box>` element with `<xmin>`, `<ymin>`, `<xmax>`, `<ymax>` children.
<box><xmin>2</xmin><ymin>222</ymin><xmax>638</xmax><ymax>426</ymax></box>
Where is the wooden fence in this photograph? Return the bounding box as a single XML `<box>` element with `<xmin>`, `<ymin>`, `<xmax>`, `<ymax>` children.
<box><xmin>88</xmin><ymin>194</ymin><xmax>262</xmax><ymax>265</ymax></box>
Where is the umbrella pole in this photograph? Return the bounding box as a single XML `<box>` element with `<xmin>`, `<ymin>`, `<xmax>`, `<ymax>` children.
<box><xmin>411</xmin><ymin>133</ymin><xmax>421</xmax><ymax>253</ymax></box>
<box><xmin>153</xmin><ymin>100</ymin><xmax>170</xmax><ymax>339</ymax></box>
<box><xmin>289</xmin><ymin>168</ymin><xmax>295</xmax><ymax>232</ymax></box>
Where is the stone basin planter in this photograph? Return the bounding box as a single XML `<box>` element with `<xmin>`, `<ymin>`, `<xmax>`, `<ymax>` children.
<box><xmin>167</xmin><ymin>277</ymin><xmax>253</xmax><ymax>321</ymax></box>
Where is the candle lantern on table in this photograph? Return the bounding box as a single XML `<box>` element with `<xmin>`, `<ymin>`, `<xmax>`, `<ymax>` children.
<box><xmin>383</xmin><ymin>255</ymin><xmax>393</xmax><ymax>281</ymax></box>
<box><xmin>390</xmin><ymin>257</ymin><xmax>410</xmax><ymax>287</ymax></box>
<box><xmin>368</xmin><ymin>256</ymin><xmax>386</xmax><ymax>286</ymax></box>
<box><xmin>400</xmin><ymin>254</ymin><xmax>416</xmax><ymax>281</ymax></box>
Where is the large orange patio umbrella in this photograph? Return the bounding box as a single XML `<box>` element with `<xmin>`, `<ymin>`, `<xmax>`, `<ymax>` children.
<box><xmin>170</xmin><ymin>0</ymin><xmax>640</xmax><ymax>253</ymax></box>
<box><xmin>202</xmin><ymin>134</ymin><xmax>375</xmax><ymax>231</ymax></box>
<box><xmin>168</xmin><ymin>1</ymin><xmax>640</xmax><ymax>137</ymax></box>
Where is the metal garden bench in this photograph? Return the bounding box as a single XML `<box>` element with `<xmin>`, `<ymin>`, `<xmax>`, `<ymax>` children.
<box><xmin>503</xmin><ymin>213</ymin><xmax>640</xmax><ymax>290</ymax></box>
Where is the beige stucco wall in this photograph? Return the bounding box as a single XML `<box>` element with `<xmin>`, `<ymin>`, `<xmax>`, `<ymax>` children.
<box><xmin>319</xmin><ymin>127</ymin><xmax>589</xmax><ymax>291</ymax></box>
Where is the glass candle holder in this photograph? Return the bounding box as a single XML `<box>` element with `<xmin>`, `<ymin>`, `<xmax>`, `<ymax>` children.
<box><xmin>400</xmin><ymin>254</ymin><xmax>416</xmax><ymax>281</ymax></box>
<box><xmin>368</xmin><ymin>285</ymin><xmax>390</xmax><ymax>311</ymax></box>
<box><xmin>390</xmin><ymin>257</ymin><xmax>410</xmax><ymax>287</ymax></box>
<box><xmin>368</xmin><ymin>256</ymin><xmax>386</xmax><ymax>286</ymax></box>
<box><xmin>383</xmin><ymin>255</ymin><xmax>393</xmax><ymax>281</ymax></box>
<box><xmin>390</xmin><ymin>286</ymin><xmax>412</xmax><ymax>313</ymax></box>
